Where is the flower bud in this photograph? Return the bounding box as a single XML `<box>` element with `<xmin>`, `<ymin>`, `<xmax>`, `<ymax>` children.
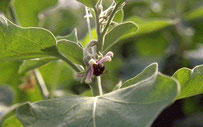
<box><xmin>89</xmin><ymin>59</ymin><xmax>97</xmax><ymax>65</ymax></box>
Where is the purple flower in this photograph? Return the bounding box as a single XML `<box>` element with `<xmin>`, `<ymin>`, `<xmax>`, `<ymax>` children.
<box><xmin>85</xmin><ymin>51</ymin><xmax>114</xmax><ymax>83</ymax></box>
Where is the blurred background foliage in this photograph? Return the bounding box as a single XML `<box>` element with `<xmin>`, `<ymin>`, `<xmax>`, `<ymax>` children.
<box><xmin>0</xmin><ymin>0</ymin><xmax>202</xmax><ymax>126</ymax></box>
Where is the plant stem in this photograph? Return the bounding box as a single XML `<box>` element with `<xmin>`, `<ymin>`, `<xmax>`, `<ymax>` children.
<box><xmin>84</xmin><ymin>5</ymin><xmax>104</xmax><ymax>96</ymax></box>
<box><xmin>34</xmin><ymin>69</ymin><xmax>49</xmax><ymax>100</ymax></box>
<box><xmin>93</xmin><ymin>5</ymin><xmax>104</xmax><ymax>95</ymax></box>
<box><xmin>102</xmin><ymin>5</ymin><xmax>118</xmax><ymax>36</ymax></box>
<box><xmin>97</xmin><ymin>4</ymin><xmax>119</xmax><ymax>52</ymax></box>
<box><xmin>93</xmin><ymin>6</ymin><xmax>104</xmax><ymax>53</ymax></box>
<box><xmin>97</xmin><ymin>76</ymin><xmax>103</xmax><ymax>95</ymax></box>
<box><xmin>89</xmin><ymin>82</ymin><xmax>99</xmax><ymax>96</ymax></box>
<box><xmin>59</xmin><ymin>55</ymin><xmax>81</xmax><ymax>72</ymax></box>
<box><xmin>88</xmin><ymin>76</ymin><xmax>103</xmax><ymax>96</ymax></box>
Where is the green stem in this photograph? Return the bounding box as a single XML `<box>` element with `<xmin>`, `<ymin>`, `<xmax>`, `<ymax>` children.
<box><xmin>89</xmin><ymin>77</ymin><xmax>103</xmax><ymax>96</ymax></box>
<box><xmin>97</xmin><ymin>76</ymin><xmax>103</xmax><ymax>95</ymax></box>
<box><xmin>98</xmin><ymin>5</ymin><xmax>119</xmax><ymax>52</ymax></box>
<box><xmin>59</xmin><ymin>55</ymin><xmax>81</xmax><ymax>72</ymax></box>
<box><xmin>34</xmin><ymin>69</ymin><xmax>49</xmax><ymax>100</ymax></box>
<box><xmin>102</xmin><ymin>5</ymin><xmax>118</xmax><ymax>36</ymax></box>
<box><xmin>93</xmin><ymin>6</ymin><xmax>103</xmax><ymax>53</ymax></box>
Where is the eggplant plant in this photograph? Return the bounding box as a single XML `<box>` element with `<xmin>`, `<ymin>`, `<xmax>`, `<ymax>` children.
<box><xmin>0</xmin><ymin>0</ymin><xmax>203</xmax><ymax>127</ymax></box>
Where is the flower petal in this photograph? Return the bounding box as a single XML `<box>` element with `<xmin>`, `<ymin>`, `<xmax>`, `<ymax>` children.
<box><xmin>97</xmin><ymin>56</ymin><xmax>111</xmax><ymax>64</ymax></box>
<box><xmin>105</xmin><ymin>51</ymin><xmax>114</xmax><ymax>57</ymax></box>
<box><xmin>85</xmin><ymin>65</ymin><xmax>94</xmax><ymax>83</ymax></box>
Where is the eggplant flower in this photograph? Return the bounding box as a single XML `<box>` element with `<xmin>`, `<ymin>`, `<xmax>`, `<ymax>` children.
<box><xmin>85</xmin><ymin>51</ymin><xmax>114</xmax><ymax>83</ymax></box>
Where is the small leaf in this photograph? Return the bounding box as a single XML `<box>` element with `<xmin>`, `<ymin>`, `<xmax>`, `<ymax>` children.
<box><xmin>18</xmin><ymin>57</ymin><xmax>57</xmax><ymax>74</ymax></box>
<box><xmin>0</xmin><ymin>15</ymin><xmax>58</xmax><ymax>61</ymax></box>
<box><xmin>184</xmin><ymin>6</ymin><xmax>203</xmax><ymax>21</ymax></box>
<box><xmin>103</xmin><ymin>21</ymin><xmax>138</xmax><ymax>52</ymax></box>
<box><xmin>17</xmin><ymin>64</ymin><xmax>179</xmax><ymax>127</ymax></box>
<box><xmin>57</xmin><ymin>28</ymin><xmax>79</xmax><ymax>43</ymax></box>
<box><xmin>2</xmin><ymin>115</ymin><xmax>23</xmax><ymax>127</ymax></box>
<box><xmin>173</xmin><ymin>65</ymin><xmax>203</xmax><ymax>100</ymax></box>
<box><xmin>77</xmin><ymin>0</ymin><xmax>98</xmax><ymax>8</ymax></box>
<box><xmin>114</xmin><ymin>0</ymin><xmax>126</xmax><ymax>4</ymax></box>
<box><xmin>122</xmin><ymin>63</ymin><xmax>158</xmax><ymax>88</ymax></box>
<box><xmin>57</xmin><ymin>40</ymin><xmax>84</xmax><ymax>65</ymax></box>
<box><xmin>113</xmin><ymin>9</ymin><xmax>124</xmax><ymax>23</ymax></box>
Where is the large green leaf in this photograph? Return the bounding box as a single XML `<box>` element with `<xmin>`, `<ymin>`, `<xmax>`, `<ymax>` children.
<box><xmin>16</xmin><ymin>64</ymin><xmax>179</xmax><ymax>127</ymax></box>
<box><xmin>57</xmin><ymin>40</ymin><xmax>84</xmax><ymax>65</ymax></box>
<box><xmin>18</xmin><ymin>57</ymin><xmax>57</xmax><ymax>74</ymax></box>
<box><xmin>122</xmin><ymin>63</ymin><xmax>158</xmax><ymax>88</ymax></box>
<box><xmin>184</xmin><ymin>6</ymin><xmax>203</xmax><ymax>21</ymax></box>
<box><xmin>173</xmin><ymin>65</ymin><xmax>203</xmax><ymax>100</ymax></box>
<box><xmin>77</xmin><ymin>0</ymin><xmax>98</xmax><ymax>8</ymax></box>
<box><xmin>12</xmin><ymin>0</ymin><xmax>58</xmax><ymax>27</ymax></box>
<box><xmin>127</xmin><ymin>16</ymin><xmax>176</xmax><ymax>37</ymax></box>
<box><xmin>2</xmin><ymin>115</ymin><xmax>23</xmax><ymax>127</ymax></box>
<box><xmin>103</xmin><ymin>21</ymin><xmax>138</xmax><ymax>52</ymax></box>
<box><xmin>0</xmin><ymin>15</ymin><xmax>58</xmax><ymax>61</ymax></box>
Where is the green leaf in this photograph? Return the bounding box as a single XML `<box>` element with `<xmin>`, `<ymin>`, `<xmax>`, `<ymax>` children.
<box><xmin>173</xmin><ymin>65</ymin><xmax>203</xmax><ymax>100</ymax></box>
<box><xmin>57</xmin><ymin>40</ymin><xmax>84</xmax><ymax>65</ymax></box>
<box><xmin>57</xmin><ymin>29</ymin><xmax>79</xmax><ymax>43</ymax></box>
<box><xmin>16</xmin><ymin>64</ymin><xmax>179</xmax><ymax>127</ymax></box>
<box><xmin>77</xmin><ymin>0</ymin><xmax>98</xmax><ymax>8</ymax></box>
<box><xmin>39</xmin><ymin>61</ymin><xmax>74</xmax><ymax>95</ymax></box>
<box><xmin>113</xmin><ymin>9</ymin><xmax>124</xmax><ymax>23</ymax></box>
<box><xmin>18</xmin><ymin>57</ymin><xmax>57</xmax><ymax>74</ymax></box>
<box><xmin>122</xmin><ymin>63</ymin><xmax>158</xmax><ymax>88</ymax></box>
<box><xmin>2</xmin><ymin>115</ymin><xmax>23</xmax><ymax>127</ymax></box>
<box><xmin>12</xmin><ymin>0</ymin><xmax>58</xmax><ymax>27</ymax></box>
<box><xmin>103</xmin><ymin>21</ymin><xmax>138</xmax><ymax>52</ymax></box>
<box><xmin>127</xmin><ymin>16</ymin><xmax>177</xmax><ymax>37</ymax></box>
<box><xmin>114</xmin><ymin>0</ymin><xmax>126</xmax><ymax>4</ymax></box>
<box><xmin>0</xmin><ymin>0</ymin><xmax>10</xmax><ymax>14</ymax></box>
<box><xmin>0</xmin><ymin>15</ymin><xmax>58</xmax><ymax>61</ymax></box>
<box><xmin>184</xmin><ymin>6</ymin><xmax>203</xmax><ymax>21</ymax></box>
